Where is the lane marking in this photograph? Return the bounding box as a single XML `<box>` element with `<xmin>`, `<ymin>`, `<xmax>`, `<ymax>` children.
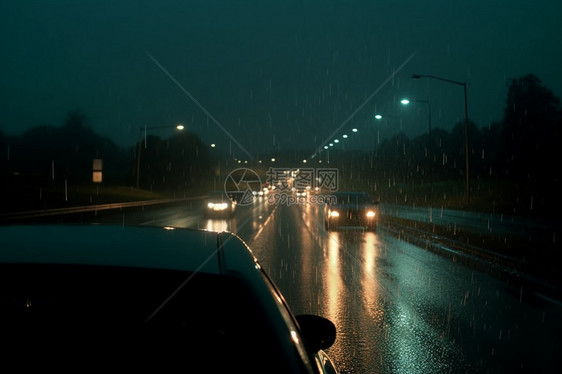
<box><xmin>248</xmin><ymin>203</ymin><xmax>278</xmax><ymax>245</ymax></box>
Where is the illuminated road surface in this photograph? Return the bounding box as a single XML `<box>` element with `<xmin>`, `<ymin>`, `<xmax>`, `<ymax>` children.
<box><xmin>91</xmin><ymin>198</ymin><xmax>561</xmax><ymax>373</ymax></box>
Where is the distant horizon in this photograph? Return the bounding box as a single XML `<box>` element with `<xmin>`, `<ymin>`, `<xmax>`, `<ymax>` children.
<box><xmin>0</xmin><ymin>112</ymin><xmax>483</xmax><ymax>158</ymax></box>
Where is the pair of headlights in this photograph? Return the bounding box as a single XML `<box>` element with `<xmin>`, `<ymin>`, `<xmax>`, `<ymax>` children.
<box><xmin>328</xmin><ymin>210</ymin><xmax>376</xmax><ymax>218</ymax></box>
<box><xmin>208</xmin><ymin>202</ymin><xmax>229</xmax><ymax>210</ymax></box>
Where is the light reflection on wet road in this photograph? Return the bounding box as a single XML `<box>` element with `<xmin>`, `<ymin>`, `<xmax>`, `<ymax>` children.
<box><xmin>93</xmin><ymin>197</ymin><xmax>562</xmax><ymax>373</ymax></box>
<box><xmin>249</xmin><ymin>201</ymin><xmax>562</xmax><ymax>373</ymax></box>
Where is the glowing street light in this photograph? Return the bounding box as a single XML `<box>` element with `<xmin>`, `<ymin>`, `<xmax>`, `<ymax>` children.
<box><xmin>401</xmin><ymin>98</ymin><xmax>432</xmax><ymax>187</ymax></box>
<box><xmin>136</xmin><ymin>124</ymin><xmax>184</xmax><ymax>189</ymax></box>
<box><xmin>412</xmin><ymin>73</ymin><xmax>470</xmax><ymax>203</ymax></box>
<box><xmin>400</xmin><ymin>98</ymin><xmax>431</xmax><ymax>136</ymax></box>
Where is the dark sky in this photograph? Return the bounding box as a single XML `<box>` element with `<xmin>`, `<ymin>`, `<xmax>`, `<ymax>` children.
<box><xmin>1</xmin><ymin>0</ymin><xmax>561</xmax><ymax>158</ymax></box>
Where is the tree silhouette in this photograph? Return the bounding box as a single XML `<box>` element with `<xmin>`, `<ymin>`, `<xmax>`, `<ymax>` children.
<box><xmin>1</xmin><ymin>110</ymin><xmax>134</xmax><ymax>211</ymax></box>
<box><xmin>502</xmin><ymin>74</ymin><xmax>561</xmax><ymax>180</ymax></box>
<box><xmin>137</xmin><ymin>131</ymin><xmax>211</xmax><ymax>194</ymax></box>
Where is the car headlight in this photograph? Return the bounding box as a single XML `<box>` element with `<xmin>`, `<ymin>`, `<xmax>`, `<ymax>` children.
<box><xmin>209</xmin><ymin>202</ymin><xmax>228</xmax><ymax>210</ymax></box>
<box><xmin>329</xmin><ymin>210</ymin><xmax>340</xmax><ymax>218</ymax></box>
<box><xmin>366</xmin><ymin>210</ymin><xmax>376</xmax><ymax>218</ymax></box>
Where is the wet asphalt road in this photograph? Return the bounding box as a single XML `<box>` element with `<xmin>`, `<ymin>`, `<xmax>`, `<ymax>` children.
<box><xmin>63</xmin><ymin>197</ymin><xmax>562</xmax><ymax>373</ymax></box>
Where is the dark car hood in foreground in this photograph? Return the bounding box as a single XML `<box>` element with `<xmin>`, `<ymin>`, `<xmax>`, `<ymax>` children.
<box><xmin>0</xmin><ymin>224</ymin><xmax>224</xmax><ymax>272</ymax></box>
<box><xmin>0</xmin><ymin>224</ymin><xmax>338</xmax><ymax>373</ymax></box>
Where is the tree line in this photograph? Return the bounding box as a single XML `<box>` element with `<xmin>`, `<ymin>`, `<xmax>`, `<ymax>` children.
<box><xmin>0</xmin><ymin>110</ymin><xmax>212</xmax><ymax>209</ymax></box>
<box><xmin>330</xmin><ymin>74</ymin><xmax>561</xmax><ymax>216</ymax></box>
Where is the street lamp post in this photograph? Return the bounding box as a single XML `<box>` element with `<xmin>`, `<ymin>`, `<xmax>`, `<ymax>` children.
<box><xmin>401</xmin><ymin>99</ymin><xmax>432</xmax><ymax>187</ymax></box>
<box><xmin>400</xmin><ymin>99</ymin><xmax>431</xmax><ymax>134</ymax></box>
<box><xmin>412</xmin><ymin>74</ymin><xmax>469</xmax><ymax>204</ymax></box>
<box><xmin>135</xmin><ymin>124</ymin><xmax>184</xmax><ymax>189</ymax></box>
<box><xmin>374</xmin><ymin>113</ymin><xmax>407</xmax><ymax>146</ymax></box>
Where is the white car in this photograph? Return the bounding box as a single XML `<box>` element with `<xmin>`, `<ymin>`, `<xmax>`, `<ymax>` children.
<box><xmin>204</xmin><ymin>191</ymin><xmax>236</xmax><ymax>218</ymax></box>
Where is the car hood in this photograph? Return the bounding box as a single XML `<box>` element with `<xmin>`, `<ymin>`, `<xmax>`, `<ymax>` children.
<box><xmin>0</xmin><ymin>225</ymin><xmax>225</xmax><ymax>273</ymax></box>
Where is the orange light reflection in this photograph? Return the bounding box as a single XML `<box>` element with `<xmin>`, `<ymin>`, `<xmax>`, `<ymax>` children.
<box><xmin>325</xmin><ymin>232</ymin><xmax>344</xmax><ymax>327</ymax></box>
<box><xmin>205</xmin><ymin>219</ymin><xmax>229</xmax><ymax>232</ymax></box>
<box><xmin>360</xmin><ymin>232</ymin><xmax>383</xmax><ymax>323</ymax></box>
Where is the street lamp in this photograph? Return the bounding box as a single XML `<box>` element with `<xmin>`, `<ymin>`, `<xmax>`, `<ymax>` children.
<box><xmin>374</xmin><ymin>112</ymin><xmax>405</xmax><ymax>145</ymax></box>
<box><xmin>412</xmin><ymin>74</ymin><xmax>470</xmax><ymax>203</ymax></box>
<box><xmin>136</xmin><ymin>124</ymin><xmax>184</xmax><ymax>189</ymax></box>
<box><xmin>400</xmin><ymin>98</ymin><xmax>432</xmax><ymax>136</ymax></box>
<box><xmin>401</xmin><ymin>98</ymin><xmax>432</xmax><ymax>187</ymax></box>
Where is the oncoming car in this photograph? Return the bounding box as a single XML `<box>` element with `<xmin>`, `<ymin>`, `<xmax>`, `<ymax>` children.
<box><xmin>324</xmin><ymin>191</ymin><xmax>379</xmax><ymax>231</ymax></box>
<box><xmin>294</xmin><ymin>187</ymin><xmax>309</xmax><ymax>198</ymax></box>
<box><xmin>0</xmin><ymin>225</ymin><xmax>339</xmax><ymax>372</ymax></box>
<box><xmin>204</xmin><ymin>190</ymin><xmax>236</xmax><ymax>218</ymax></box>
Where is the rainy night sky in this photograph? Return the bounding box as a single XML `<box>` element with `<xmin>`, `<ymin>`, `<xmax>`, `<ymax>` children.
<box><xmin>1</xmin><ymin>0</ymin><xmax>561</xmax><ymax>156</ymax></box>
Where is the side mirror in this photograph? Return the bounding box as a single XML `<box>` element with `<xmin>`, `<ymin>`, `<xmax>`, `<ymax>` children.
<box><xmin>295</xmin><ymin>314</ymin><xmax>336</xmax><ymax>353</ymax></box>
